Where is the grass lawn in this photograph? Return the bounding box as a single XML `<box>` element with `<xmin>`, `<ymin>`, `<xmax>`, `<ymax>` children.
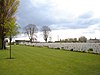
<box><xmin>0</xmin><ymin>45</ymin><xmax>100</xmax><ymax>75</ymax></box>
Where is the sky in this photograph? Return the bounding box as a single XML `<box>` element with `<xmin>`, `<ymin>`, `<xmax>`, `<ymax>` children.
<box><xmin>16</xmin><ymin>0</ymin><xmax>100</xmax><ymax>42</ymax></box>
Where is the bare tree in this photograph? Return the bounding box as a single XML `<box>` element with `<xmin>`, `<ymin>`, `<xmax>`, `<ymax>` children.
<box><xmin>24</xmin><ymin>24</ymin><xmax>38</xmax><ymax>42</ymax></box>
<box><xmin>41</xmin><ymin>26</ymin><xmax>51</xmax><ymax>42</ymax></box>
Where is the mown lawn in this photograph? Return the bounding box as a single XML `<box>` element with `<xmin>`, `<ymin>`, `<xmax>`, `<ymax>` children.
<box><xmin>0</xmin><ymin>45</ymin><xmax>100</xmax><ymax>75</ymax></box>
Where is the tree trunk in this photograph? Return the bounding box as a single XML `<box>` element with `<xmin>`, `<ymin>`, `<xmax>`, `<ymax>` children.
<box><xmin>0</xmin><ymin>38</ymin><xmax>2</xmax><ymax>49</ymax></box>
<box><xmin>45</xmin><ymin>38</ymin><xmax>47</xmax><ymax>42</ymax></box>
<box><xmin>1</xmin><ymin>36</ymin><xmax>6</xmax><ymax>49</ymax></box>
<box><xmin>30</xmin><ymin>38</ymin><xmax>32</xmax><ymax>43</ymax></box>
<box><xmin>1</xmin><ymin>26</ymin><xmax>6</xmax><ymax>49</ymax></box>
<box><xmin>1</xmin><ymin>36</ymin><xmax>4</xmax><ymax>49</ymax></box>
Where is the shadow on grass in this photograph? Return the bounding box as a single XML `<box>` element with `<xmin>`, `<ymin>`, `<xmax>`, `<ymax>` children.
<box><xmin>5</xmin><ymin>57</ymin><xmax>16</xmax><ymax>60</ymax></box>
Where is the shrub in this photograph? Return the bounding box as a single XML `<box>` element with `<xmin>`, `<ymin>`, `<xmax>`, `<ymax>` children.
<box><xmin>81</xmin><ymin>50</ymin><xmax>86</xmax><ymax>53</ymax></box>
<box><xmin>61</xmin><ymin>47</ymin><xmax>64</xmax><ymax>50</ymax></box>
<box><xmin>70</xmin><ymin>49</ymin><xmax>73</xmax><ymax>51</ymax></box>
<box><xmin>55</xmin><ymin>47</ymin><xmax>60</xmax><ymax>49</ymax></box>
<box><xmin>88</xmin><ymin>48</ymin><xmax>93</xmax><ymax>53</ymax></box>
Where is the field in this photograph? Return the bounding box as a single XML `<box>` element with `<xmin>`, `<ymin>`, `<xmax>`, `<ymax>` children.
<box><xmin>0</xmin><ymin>45</ymin><xmax>100</xmax><ymax>75</ymax></box>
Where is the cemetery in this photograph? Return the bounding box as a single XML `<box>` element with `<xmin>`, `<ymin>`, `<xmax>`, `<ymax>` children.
<box><xmin>0</xmin><ymin>0</ymin><xmax>100</xmax><ymax>75</ymax></box>
<box><xmin>20</xmin><ymin>42</ymin><xmax>100</xmax><ymax>54</ymax></box>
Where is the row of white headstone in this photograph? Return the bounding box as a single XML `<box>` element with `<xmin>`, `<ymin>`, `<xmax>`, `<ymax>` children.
<box><xmin>20</xmin><ymin>42</ymin><xmax>100</xmax><ymax>53</ymax></box>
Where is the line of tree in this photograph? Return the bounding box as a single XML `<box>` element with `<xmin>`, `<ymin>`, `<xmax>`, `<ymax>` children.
<box><xmin>55</xmin><ymin>36</ymin><xmax>87</xmax><ymax>43</ymax></box>
<box><xmin>24</xmin><ymin>24</ymin><xmax>51</xmax><ymax>42</ymax></box>
<box><xmin>0</xmin><ymin>0</ymin><xmax>20</xmax><ymax>49</ymax></box>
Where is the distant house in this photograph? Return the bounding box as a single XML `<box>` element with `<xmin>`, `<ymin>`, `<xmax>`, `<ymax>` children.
<box><xmin>15</xmin><ymin>38</ymin><xmax>38</xmax><ymax>44</ymax></box>
<box><xmin>87</xmin><ymin>38</ymin><xmax>100</xmax><ymax>43</ymax></box>
<box><xmin>15</xmin><ymin>40</ymin><xmax>30</xmax><ymax>45</ymax></box>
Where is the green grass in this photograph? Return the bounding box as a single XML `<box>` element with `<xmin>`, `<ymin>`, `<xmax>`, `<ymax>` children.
<box><xmin>0</xmin><ymin>45</ymin><xmax>100</xmax><ymax>75</ymax></box>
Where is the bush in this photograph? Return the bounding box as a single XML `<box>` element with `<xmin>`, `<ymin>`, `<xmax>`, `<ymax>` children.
<box><xmin>55</xmin><ymin>47</ymin><xmax>60</xmax><ymax>49</ymax></box>
<box><xmin>61</xmin><ymin>47</ymin><xmax>64</xmax><ymax>50</ymax></box>
<box><xmin>81</xmin><ymin>50</ymin><xmax>86</xmax><ymax>53</ymax></box>
<box><xmin>70</xmin><ymin>49</ymin><xmax>73</xmax><ymax>51</ymax></box>
<box><xmin>88</xmin><ymin>48</ymin><xmax>93</xmax><ymax>53</ymax></box>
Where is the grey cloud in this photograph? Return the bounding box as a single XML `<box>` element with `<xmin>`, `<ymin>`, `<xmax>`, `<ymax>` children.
<box><xmin>16</xmin><ymin>0</ymin><xmax>55</xmax><ymax>28</ymax></box>
<box><xmin>16</xmin><ymin>0</ymin><xmax>100</xmax><ymax>30</ymax></box>
<box><xmin>75</xmin><ymin>18</ymin><xmax>100</xmax><ymax>28</ymax></box>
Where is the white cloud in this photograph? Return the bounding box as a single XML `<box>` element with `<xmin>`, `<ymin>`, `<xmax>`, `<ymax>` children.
<box><xmin>30</xmin><ymin>0</ymin><xmax>100</xmax><ymax>18</ymax></box>
<box><xmin>16</xmin><ymin>0</ymin><xmax>100</xmax><ymax>41</ymax></box>
<box><xmin>27</xmin><ymin>0</ymin><xmax>100</xmax><ymax>29</ymax></box>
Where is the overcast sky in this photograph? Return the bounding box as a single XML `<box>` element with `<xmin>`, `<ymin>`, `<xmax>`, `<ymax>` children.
<box><xmin>16</xmin><ymin>0</ymin><xmax>100</xmax><ymax>41</ymax></box>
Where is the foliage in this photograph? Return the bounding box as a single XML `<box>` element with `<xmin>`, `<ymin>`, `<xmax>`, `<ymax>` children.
<box><xmin>79</xmin><ymin>36</ymin><xmax>87</xmax><ymax>42</ymax></box>
<box><xmin>88</xmin><ymin>48</ymin><xmax>93</xmax><ymax>53</ymax></box>
<box><xmin>41</xmin><ymin>26</ymin><xmax>51</xmax><ymax>42</ymax></box>
<box><xmin>0</xmin><ymin>0</ymin><xmax>19</xmax><ymax>49</ymax></box>
<box><xmin>55</xmin><ymin>38</ymin><xmax>78</xmax><ymax>43</ymax></box>
<box><xmin>0</xmin><ymin>0</ymin><xmax>19</xmax><ymax>33</ymax></box>
<box><xmin>0</xmin><ymin>45</ymin><xmax>100</xmax><ymax>75</ymax></box>
<box><xmin>24</xmin><ymin>24</ymin><xmax>38</xmax><ymax>42</ymax></box>
<box><xmin>88</xmin><ymin>48</ymin><xmax>93</xmax><ymax>51</ymax></box>
<box><xmin>4</xmin><ymin>19</ymin><xmax>20</xmax><ymax>37</ymax></box>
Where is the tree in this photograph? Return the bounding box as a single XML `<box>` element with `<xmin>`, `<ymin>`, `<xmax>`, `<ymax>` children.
<box><xmin>68</xmin><ymin>38</ymin><xmax>74</xmax><ymax>42</ymax></box>
<box><xmin>65</xmin><ymin>39</ymin><xmax>68</xmax><ymax>42</ymax></box>
<box><xmin>0</xmin><ymin>0</ymin><xmax>19</xmax><ymax>49</ymax></box>
<box><xmin>79</xmin><ymin>36</ymin><xmax>87</xmax><ymax>42</ymax></box>
<box><xmin>24</xmin><ymin>24</ymin><xmax>38</xmax><ymax>42</ymax></box>
<box><xmin>73</xmin><ymin>38</ymin><xmax>77</xmax><ymax>42</ymax></box>
<box><xmin>41</xmin><ymin>26</ymin><xmax>51</xmax><ymax>42</ymax></box>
